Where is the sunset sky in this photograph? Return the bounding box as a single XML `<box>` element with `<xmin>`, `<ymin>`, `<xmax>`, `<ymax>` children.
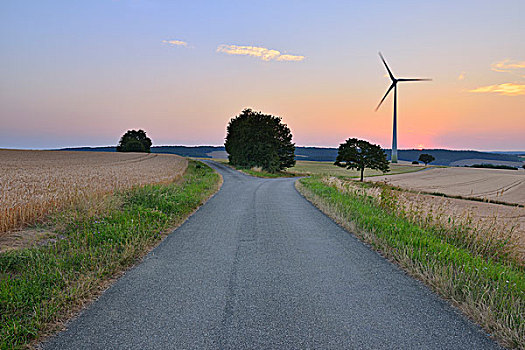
<box><xmin>1</xmin><ymin>0</ymin><xmax>524</xmax><ymax>151</ymax></box>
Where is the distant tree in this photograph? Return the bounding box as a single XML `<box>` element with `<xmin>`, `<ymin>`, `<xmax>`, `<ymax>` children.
<box><xmin>412</xmin><ymin>160</ymin><xmax>419</xmax><ymax>165</ymax></box>
<box><xmin>225</xmin><ymin>108</ymin><xmax>295</xmax><ymax>173</ymax></box>
<box><xmin>334</xmin><ymin>138</ymin><xmax>390</xmax><ymax>181</ymax></box>
<box><xmin>116</xmin><ymin>129</ymin><xmax>152</xmax><ymax>153</ymax></box>
<box><xmin>418</xmin><ymin>153</ymin><xmax>435</xmax><ymax>166</ymax></box>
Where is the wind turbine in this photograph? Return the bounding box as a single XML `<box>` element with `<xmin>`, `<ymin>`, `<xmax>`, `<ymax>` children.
<box><xmin>375</xmin><ymin>52</ymin><xmax>431</xmax><ymax>163</ymax></box>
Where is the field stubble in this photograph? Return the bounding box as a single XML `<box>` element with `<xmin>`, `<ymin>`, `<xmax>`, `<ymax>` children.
<box><xmin>0</xmin><ymin>150</ymin><xmax>188</xmax><ymax>235</ymax></box>
<box><xmin>370</xmin><ymin>166</ymin><xmax>525</xmax><ymax>206</ymax></box>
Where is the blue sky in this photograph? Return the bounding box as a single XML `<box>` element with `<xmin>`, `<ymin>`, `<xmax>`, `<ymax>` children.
<box><xmin>1</xmin><ymin>0</ymin><xmax>524</xmax><ymax>150</ymax></box>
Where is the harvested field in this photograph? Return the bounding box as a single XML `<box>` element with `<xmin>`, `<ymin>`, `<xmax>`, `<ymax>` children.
<box><xmin>370</xmin><ymin>166</ymin><xmax>525</xmax><ymax>205</ymax></box>
<box><xmin>0</xmin><ymin>150</ymin><xmax>187</xmax><ymax>234</ymax></box>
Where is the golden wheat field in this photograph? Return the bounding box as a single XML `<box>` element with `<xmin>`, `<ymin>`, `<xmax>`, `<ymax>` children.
<box><xmin>0</xmin><ymin>150</ymin><xmax>188</xmax><ymax>234</ymax></box>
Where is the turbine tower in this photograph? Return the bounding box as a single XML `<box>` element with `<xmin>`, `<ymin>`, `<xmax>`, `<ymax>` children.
<box><xmin>375</xmin><ymin>53</ymin><xmax>431</xmax><ymax>163</ymax></box>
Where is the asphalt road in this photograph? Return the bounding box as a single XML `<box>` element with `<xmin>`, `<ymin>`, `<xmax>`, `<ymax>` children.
<box><xmin>42</xmin><ymin>161</ymin><xmax>502</xmax><ymax>349</ymax></box>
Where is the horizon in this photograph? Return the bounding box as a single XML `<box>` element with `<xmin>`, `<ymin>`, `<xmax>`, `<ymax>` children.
<box><xmin>2</xmin><ymin>144</ymin><xmax>524</xmax><ymax>154</ymax></box>
<box><xmin>1</xmin><ymin>1</ymin><xmax>524</xmax><ymax>151</ymax></box>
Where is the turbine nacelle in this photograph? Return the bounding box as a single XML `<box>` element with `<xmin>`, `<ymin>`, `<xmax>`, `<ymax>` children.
<box><xmin>375</xmin><ymin>52</ymin><xmax>432</xmax><ymax>111</ymax></box>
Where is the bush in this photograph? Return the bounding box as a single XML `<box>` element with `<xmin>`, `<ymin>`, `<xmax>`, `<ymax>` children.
<box><xmin>467</xmin><ymin>163</ymin><xmax>518</xmax><ymax>170</ymax></box>
<box><xmin>412</xmin><ymin>160</ymin><xmax>419</xmax><ymax>165</ymax></box>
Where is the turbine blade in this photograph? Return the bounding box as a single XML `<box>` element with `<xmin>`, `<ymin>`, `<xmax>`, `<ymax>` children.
<box><xmin>375</xmin><ymin>83</ymin><xmax>395</xmax><ymax>111</ymax></box>
<box><xmin>397</xmin><ymin>78</ymin><xmax>432</xmax><ymax>82</ymax></box>
<box><xmin>379</xmin><ymin>52</ymin><xmax>395</xmax><ymax>81</ymax></box>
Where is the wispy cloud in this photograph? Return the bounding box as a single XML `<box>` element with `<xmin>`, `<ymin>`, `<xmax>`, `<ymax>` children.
<box><xmin>162</xmin><ymin>39</ymin><xmax>188</xmax><ymax>47</ymax></box>
<box><xmin>216</xmin><ymin>44</ymin><xmax>305</xmax><ymax>62</ymax></box>
<box><xmin>491</xmin><ymin>59</ymin><xmax>525</xmax><ymax>73</ymax></box>
<box><xmin>276</xmin><ymin>54</ymin><xmax>305</xmax><ymax>62</ymax></box>
<box><xmin>491</xmin><ymin>59</ymin><xmax>525</xmax><ymax>78</ymax></box>
<box><xmin>469</xmin><ymin>83</ymin><xmax>525</xmax><ymax>96</ymax></box>
<box><xmin>458</xmin><ymin>72</ymin><xmax>466</xmax><ymax>80</ymax></box>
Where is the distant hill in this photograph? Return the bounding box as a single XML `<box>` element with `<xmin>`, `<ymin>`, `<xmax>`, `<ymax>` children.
<box><xmin>60</xmin><ymin>146</ymin><xmax>221</xmax><ymax>158</ymax></box>
<box><xmin>295</xmin><ymin>147</ymin><xmax>338</xmax><ymax>161</ymax></box>
<box><xmin>59</xmin><ymin>146</ymin><xmax>523</xmax><ymax>166</ymax></box>
<box><xmin>491</xmin><ymin>151</ymin><xmax>525</xmax><ymax>155</ymax></box>
<box><xmin>385</xmin><ymin>149</ymin><xmax>523</xmax><ymax>166</ymax></box>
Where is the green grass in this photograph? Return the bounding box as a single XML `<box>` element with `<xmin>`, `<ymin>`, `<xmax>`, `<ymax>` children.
<box><xmin>239</xmin><ymin>168</ymin><xmax>298</xmax><ymax>178</ymax></box>
<box><xmin>290</xmin><ymin>160</ymin><xmax>426</xmax><ymax>178</ymax></box>
<box><xmin>211</xmin><ymin>159</ymin><xmax>299</xmax><ymax>178</ymax></box>
<box><xmin>0</xmin><ymin>161</ymin><xmax>220</xmax><ymax>349</ymax></box>
<box><xmin>212</xmin><ymin>158</ymin><xmax>425</xmax><ymax>179</ymax></box>
<box><xmin>297</xmin><ymin>176</ymin><xmax>524</xmax><ymax>349</ymax></box>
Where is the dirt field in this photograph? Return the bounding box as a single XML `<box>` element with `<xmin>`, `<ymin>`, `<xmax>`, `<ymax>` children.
<box><xmin>0</xmin><ymin>150</ymin><xmax>187</xmax><ymax>234</ymax></box>
<box><xmin>369</xmin><ymin>166</ymin><xmax>525</xmax><ymax>205</ymax></box>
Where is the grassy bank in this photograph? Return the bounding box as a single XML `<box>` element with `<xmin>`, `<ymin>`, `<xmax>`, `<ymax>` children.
<box><xmin>211</xmin><ymin>159</ymin><xmax>299</xmax><ymax>178</ymax></box>
<box><xmin>0</xmin><ymin>161</ymin><xmax>221</xmax><ymax>349</ymax></box>
<box><xmin>238</xmin><ymin>168</ymin><xmax>299</xmax><ymax>178</ymax></box>
<box><xmin>297</xmin><ymin>176</ymin><xmax>524</xmax><ymax>349</ymax></box>
<box><xmin>290</xmin><ymin>160</ymin><xmax>426</xmax><ymax>178</ymax></box>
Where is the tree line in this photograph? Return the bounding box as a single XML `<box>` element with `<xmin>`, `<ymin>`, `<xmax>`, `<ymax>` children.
<box><xmin>116</xmin><ymin>108</ymin><xmax>438</xmax><ymax>181</ymax></box>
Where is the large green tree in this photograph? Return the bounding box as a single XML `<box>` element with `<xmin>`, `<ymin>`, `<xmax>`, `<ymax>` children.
<box><xmin>116</xmin><ymin>129</ymin><xmax>152</xmax><ymax>153</ymax></box>
<box><xmin>225</xmin><ymin>108</ymin><xmax>295</xmax><ymax>172</ymax></box>
<box><xmin>335</xmin><ymin>138</ymin><xmax>390</xmax><ymax>181</ymax></box>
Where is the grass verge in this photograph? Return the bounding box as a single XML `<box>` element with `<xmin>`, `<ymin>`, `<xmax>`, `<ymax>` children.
<box><xmin>296</xmin><ymin>176</ymin><xmax>524</xmax><ymax>349</ymax></box>
<box><xmin>237</xmin><ymin>167</ymin><xmax>299</xmax><ymax>178</ymax></box>
<box><xmin>212</xmin><ymin>159</ymin><xmax>299</xmax><ymax>178</ymax></box>
<box><xmin>0</xmin><ymin>161</ymin><xmax>221</xmax><ymax>349</ymax></box>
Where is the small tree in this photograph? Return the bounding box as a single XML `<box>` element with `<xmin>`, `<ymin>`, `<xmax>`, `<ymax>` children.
<box><xmin>225</xmin><ymin>108</ymin><xmax>295</xmax><ymax>172</ymax></box>
<box><xmin>335</xmin><ymin>138</ymin><xmax>390</xmax><ymax>181</ymax></box>
<box><xmin>418</xmin><ymin>153</ymin><xmax>435</xmax><ymax>166</ymax></box>
<box><xmin>116</xmin><ymin>129</ymin><xmax>152</xmax><ymax>153</ymax></box>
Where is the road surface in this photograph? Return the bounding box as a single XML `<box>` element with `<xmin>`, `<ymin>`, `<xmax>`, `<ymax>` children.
<box><xmin>42</xmin><ymin>161</ymin><xmax>501</xmax><ymax>349</ymax></box>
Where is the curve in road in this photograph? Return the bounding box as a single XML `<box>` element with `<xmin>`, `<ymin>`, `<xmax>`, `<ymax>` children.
<box><xmin>42</xmin><ymin>161</ymin><xmax>501</xmax><ymax>349</ymax></box>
